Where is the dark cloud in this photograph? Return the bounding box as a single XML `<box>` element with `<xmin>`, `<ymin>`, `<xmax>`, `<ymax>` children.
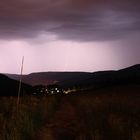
<box><xmin>0</xmin><ymin>0</ymin><xmax>140</xmax><ymax>41</ymax></box>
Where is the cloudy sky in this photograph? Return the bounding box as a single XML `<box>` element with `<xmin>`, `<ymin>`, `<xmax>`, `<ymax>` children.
<box><xmin>0</xmin><ymin>0</ymin><xmax>140</xmax><ymax>74</ymax></box>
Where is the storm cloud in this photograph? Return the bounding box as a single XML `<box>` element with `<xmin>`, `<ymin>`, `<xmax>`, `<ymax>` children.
<box><xmin>0</xmin><ymin>0</ymin><xmax>140</xmax><ymax>41</ymax></box>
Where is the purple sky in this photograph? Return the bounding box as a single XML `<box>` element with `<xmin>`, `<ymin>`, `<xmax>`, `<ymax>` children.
<box><xmin>0</xmin><ymin>0</ymin><xmax>140</xmax><ymax>74</ymax></box>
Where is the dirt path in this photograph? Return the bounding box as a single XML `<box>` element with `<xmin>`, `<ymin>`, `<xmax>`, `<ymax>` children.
<box><xmin>36</xmin><ymin>96</ymin><xmax>80</xmax><ymax>140</ymax></box>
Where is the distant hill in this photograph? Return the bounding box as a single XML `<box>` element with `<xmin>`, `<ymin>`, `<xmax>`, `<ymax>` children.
<box><xmin>0</xmin><ymin>74</ymin><xmax>32</xmax><ymax>96</ymax></box>
<box><xmin>6</xmin><ymin>64</ymin><xmax>140</xmax><ymax>89</ymax></box>
<box><xmin>7</xmin><ymin>72</ymin><xmax>92</xmax><ymax>86</ymax></box>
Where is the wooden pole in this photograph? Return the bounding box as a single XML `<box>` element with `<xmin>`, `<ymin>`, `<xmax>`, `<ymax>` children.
<box><xmin>17</xmin><ymin>56</ymin><xmax>24</xmax><ymax>107</ymax></box>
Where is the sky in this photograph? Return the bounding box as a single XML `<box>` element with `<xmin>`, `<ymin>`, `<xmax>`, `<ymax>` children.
<box><xmin>0</xmin><ymin>0</ymin><xmax>140</xmax><ymax>74</ymax></box>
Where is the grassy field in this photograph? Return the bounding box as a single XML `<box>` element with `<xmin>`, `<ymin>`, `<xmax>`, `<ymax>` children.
<box><xmin>0</xmin><ymin>95</ymin><xmax>61</xmax><ymax>140</ymax></box>
<box><xmin>0</xmin><ymin>84</ymin><xmax>140</xmax><ymax>140</ymax></box>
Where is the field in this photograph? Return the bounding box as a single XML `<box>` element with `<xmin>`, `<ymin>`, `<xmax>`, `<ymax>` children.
<box><xmin>0</xmin><ymin>95</ymin><xmax>61</xmax><ymax>140</ymax></box>
<box><xmin>0</xmin><ymin>84</ymin><xmax>140</xmax><ymax>140</ymax></box>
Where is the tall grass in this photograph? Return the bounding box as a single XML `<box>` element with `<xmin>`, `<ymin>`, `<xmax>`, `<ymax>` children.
<box><xmin>67</xmin><ymin>85</ymin><xmax>140</xmax><ymax>140</ymax></box>
<box><xmin>0</xmin><ymin>95</ymin><xmax>61</xmax><ymax>140</ymax></box>
<box><xmin>1</xmin><ymin>85</ymin><xmax>140</xmax><ymax>140</ymax></box>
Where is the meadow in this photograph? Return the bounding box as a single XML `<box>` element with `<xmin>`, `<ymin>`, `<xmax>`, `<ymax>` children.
<box><xmin>0</xmin><ymin>84</ymin><xmax>140</xmax><ymax>140</ymax></box>
<box><xmin>0</xmin><ymin>95</ymin><xmax>61</xmax><ymax>140</ymax></box>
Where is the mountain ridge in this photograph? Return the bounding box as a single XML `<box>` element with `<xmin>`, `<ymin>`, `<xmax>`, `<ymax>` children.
<box><xmin>5</xmin><ymin>64</ymin><xmax>140</xmax><ymax>87</ymax></box>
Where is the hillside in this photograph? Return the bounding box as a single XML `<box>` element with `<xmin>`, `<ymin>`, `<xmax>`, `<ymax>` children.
<box><xmin>6</xmin><ymin>64</ymin><xmax>140</xmax><ymax>89</ymax></box>
<box><xmin>0</xmin><ymin>73</ymin><xmax>140</xmax><ymax>139</ymax></box>
<box><xmin>0</xmin><ymin>74</ymin><xmax>32</xmax><ymax>96</ymax></box>
<box><xmin>7</xmin><ymin>72</ymin><xmax>92</xmax><ymax>86</ymax></box>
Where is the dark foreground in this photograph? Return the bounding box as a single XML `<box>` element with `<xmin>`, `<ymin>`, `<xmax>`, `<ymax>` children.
<box><xmin>0</xmin><ymin>84</ymin><xmax>140</xmax><ymax>140</ymax></box>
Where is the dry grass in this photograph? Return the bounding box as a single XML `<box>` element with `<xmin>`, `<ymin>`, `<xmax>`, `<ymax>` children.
<box><xmin>0</xmin><ymin>84</ymin><xmax>140</xmax><ymax>140</ymax></box>
<box><xmin>0</xmin><ymin>95</ymin><xmax>61</xmax><ymax>140</ymax></box>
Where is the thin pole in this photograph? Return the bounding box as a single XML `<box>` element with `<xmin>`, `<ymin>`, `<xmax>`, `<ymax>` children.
<box><xmin>17</xmin><ymin>56</ymin><xmax>24</xmax><ymax>107</ymax></box>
